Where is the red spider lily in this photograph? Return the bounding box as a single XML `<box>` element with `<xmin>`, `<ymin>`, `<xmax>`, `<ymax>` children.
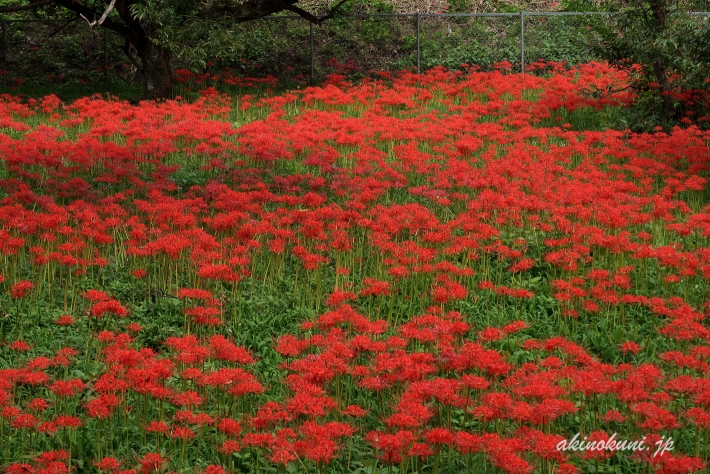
<box><xmin>217</xmin><ymin>439</ymin><xmax>242</xmax><ymax>457</ymax></box>
<box><xmin>199</xmin><ymin>367</ymin><xmax>256</xmax><ymax>389</ymax></box>
<box><xmin>509</xmin><ymin>257</ymin><xmax>535</xmax><ymax>273</ymax></box>
<box><xmin>170</xmin><ymin>426</ymin><xmax>196</xmax><ymax>440</ymax></box>
<box><xmin>489</xmin><ymin>450</ymin><xmax>533</xmax><ymax>474</ymax></box>
<box><xmin>359</xmin><ymin>278</ymin><xmax>391</xmax><ymax>297</ymax></box>
<box><xmin>4</xmin><ymin>465</ymin><xmax>33</xmax><ymax>474</ymax></box>
<box><xmin>97</xmin><ymin>332</ymin><xmax>116</xmax><ymax>343</ymax></box>
<box><xmin>177</xmin><ymin>288</ymin><xmax>214</xmax><ymax>301</ymax></box>
<box><xmin>398</xmin><ymin>312</ymin><xmax>470</xmax><ymax>344</ymax></box>
<box><xmin>2</xmin><ymin>406</ymin><xmax>22</xmax><ymax>420</ymax></box>
<box><xmin>26</xmin><ymin>357</ymin><xmax>53</xmax><ymax>370</ymax></box>
<box><xmin>197</xmin><ymin>264</ymin><xmax>241</xmax><ymax>282</ymax></box>
<box><xmin>202</xmin><ymin>466</ymin><xmax>225</xmax><ymax>474</ymax></box>
<box><xmin>83</xmin><ymin>290</ymin><xmax>110</xmax><ymax>302</ymax></box>
<box><xmin>26</xmin><ymin>398</ymin><xmax>50</xmax><ymax>412</ymax></box>
<box><xmin>132</xmin><ymin>269</ymin><xmax>147</xmax><ymax>278</ymax></box>
<box><xmin>251</xmin><ymin>402</ymin><xmax>293</xmax><ymax>429</ymax></box>
<box><xmin>95</xmin><ymin>457</ymin><xmax>123</xmax><ymax>472</ymax></box>
<box><xmin>36</xmin><ymin>422</ymin><xmax>58</xmax><ymax>434</ymax></box>
<box><xmin>479</xmin><ymin>327</ymin><xmax>504</xmax><ymax>342</ymax></box>
<box><xmin>578</xmin><ymin>431</ymin><xmax>616</xmax><ymax>462</ymax></box>
<box><xmin>138</xmin><ymin>453</ymin><xmax>168</xmax><ymax>473</ymax></box>
<box><xmin>10</xmin><ymin>281</ymin><xmax>33</xmax><ymax>299</ymax></box>
<box><xmin>144</xmin><ymin>421</ymin><xmax>170</xmax><ymax>434</ymax></box>
<box><xmin>384</xmin><ymin>413</ymin><xmax>420</xmax><ymax>429</ymax></box>
<box><xmin>365</xmin><ymin>430</ymin><xmax>415</xmax><ymax>464</ymax></box>
<box><xmin>216</xmin><ymin>418</ymin><xmax>241</xmax><ymax>437</ymax></box>
<box><xmin>341</xmin><ymin>405</ymin><xmax>368</xmax><ymax>417</ymax></box>
<box><xmin>209</xmin><ymin>335</ymin><xmax>253</xmax><ymax>364</ymax></box>
<box><xmin>268</xmin><ymin>448</ymin><xmax>297</xmax><ymax>466</ymax></box>
<box><xmin>296</xmin><ymin>437</ymin><xmax>339</xmax><ymax>464</ymax></box>
<box><xmin>502</xmin><ymin>321</ymin><xmax>528</xmax><ymax>335</ymax></box>
<box><xmin>631</xmin><ymin>402</ymin><xmax>680</xmax><ymax>430</ymax></box>
<box><xmin>242</xmin><ymin>432</ymin><xmax>275</xmax><ymax>449</ymax></box>
<box><xmin>11</xmin><ymin>413</ymin><xmax>39</xmax><ymax>429</ymax></box>
<box><xmin>19</xmin><ymin>371</ymin><xmax>49</xmax><ymax>386</ymax></box>
<box><xmin>516</xmin><ymin>427</ymin><xmax>565</xmax><ymax>463</ymax></box>
<box><xmin>285</xmin><ymin>391</ymin><xmax>337</xmax><ymax>418</ymax></box>
<box><xmin>430</xmin><ymin>284</ymin><xmax>466</xmax><ymax>304</ymax></box>
<box><xmin>460</xmin><ymin>374</ymin><xmax>491</xmax><ymax>391</ymax></box>
<box><xmin>91</xmin><ymin>299</ymin><xmax>129</xmax><ymax>318</ymax></box>
<box><xmin>166</xmin><ymin>335</ymin><xmax>211</xmax><ymax>365</ymax></box>
<box><xmin>184</xmin><ymin>306</ymin><xmax>222</xmax><ymax>325</ymax></box>
<box><xmin>620</xmin><ymin>341</ymin><xmax>641</xmax><ymax>354</ymax></box>
<box><xmin>9</xmin><ymin>340</ymin><xmax>31</xmax><ymax>351</ymax></box>
<box><xmin>85</xmin><ymin>394</ymin><xmax>119</xmax><ymax>419</ymax></box>
<box><xmin>56</xmin><ymin>315</ymin><xmax>75</xmax><ymax>326</ymax></box>
<box><xmin>53</xmin><ymin>415</ymin><xmax>82</xmax><ymax>429</ymax></box>
<box><xmin>326</xmin><ymin>288</ymin><xmax>357</xmax><ymax>307</ymax></box>
<box><xmin>171</xmin><ymin>391</ymin><xmax>204</xmax><ymax>408</ymax></box>
<box><xmin>275</xmin><ymin>334</ymin><xmax>310</xmax><ymax>357</ymax></box>
<box><xmin>425</xmin><ymin>427</ymin><xmax>455</xmax><ymax>446</ymax></box>
<box><xmin>600</xmin><ymin>410</ymin><xmax>626</xmax><ymax>423</ymax></box>
<box><xmin>93</xmin><ymin>373</ymin><xmax>128</xmax><ymax>393</ymax></box>
<box><xmin>650</xmin><ymin>455</ymin><xmax>706</xmax><ymax>474</ymax></box>
<box><xmin>35</xmin><ymin>452</ymin><xmax>69</xmax><ymax>467</ymax></box>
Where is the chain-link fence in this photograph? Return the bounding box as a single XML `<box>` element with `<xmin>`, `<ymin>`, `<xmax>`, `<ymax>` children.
<box><xmin>203</xmin><ymin>16</ymin><xmax>313</xmax><ymax>83</ymax></box>
<box><xmin>1</xmin><ymin>18</ymin><xmax>101</xmax><ymax>90</ymax></box>
<box><xmin>1</xmin><ymin>11</ymin><xmax>708</xmax><ymax>96</ymax></box>
<box><xmin>0</xmin><ymin>17</ymin><xmax>142</xmax><ymax>95</ymax></box>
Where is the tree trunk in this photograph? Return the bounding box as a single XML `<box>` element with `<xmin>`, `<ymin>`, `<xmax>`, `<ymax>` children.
<box><xmin>52</xmin><ymin>0</ymin><xmax>173</xmax><ymax>99</ymax></box>
<box><xmin>136</xmin><ymin>35</ymin><xmax>174</xmax><ymax>100</ymax></box>
<box><xmin>649</xmin><ymin>0</ymin><xmax>676</xmax><ymax>120</ymax></box>
<box><xmin>653</xmin><ymin>59</ymin><xmax>675</xmax><ymax>119</ymax></box>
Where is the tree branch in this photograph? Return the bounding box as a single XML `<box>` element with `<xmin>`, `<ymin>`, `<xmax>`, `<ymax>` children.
<box><xmin>203</xmin><ymin>0</ymin><xmax>352</xmax><ymax>24</ymax></box>
<box><xmin>282</xmin><ymin>4</ymin><xmax>320</xmax><ymax>22</ymax></box>
<box><xmin>53</xmin><ymin>0</ymin><xmax>132</xmax><ymax>39</ymax></box>
<box><xmin>0</xmin><ymin>0</ymin><xmax>55</xmax><ymax>13</ymax></box>
<box><xmin>120</xmin><ymin>37</ymin><xmax>142</xmax><ymax>69</ymax></box>
<box><xmin>80</xmin><ymin>0</ymin><xmax>117</xmax><ymax>27</ymax></box>
<box><xmin>285</xmin><ymin>0</ymin><xmax>351</xmax><ymax>24</ymax></box>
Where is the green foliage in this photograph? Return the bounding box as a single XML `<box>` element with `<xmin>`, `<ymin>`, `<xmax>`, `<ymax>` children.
<box><xmin>560</xmin><ymin>0</ymin><xmax>599</xmax><ymax>12</ymax></box>
<box><xmin>523</xmin><ymin>15</ymin><xmax>601</xmax><ymax>66</ymax></box>
<box><xmin>336</xmin><ymin>0</ymin><xmax>395</xmax><ymax>14</ymax></box>
<box><xmin>446</xmin><ymin>0</ymin><xmax>469</xmax><ymax>12</ymax></box>
<box><xmin>497</xmin><ymin>2</ymin><xmax>522</xmax><ymax>13</ymax></box>
<box><xmin>588</xmin><ymin>1</ymin><xmax>710</xmax><ymax>130</ymax></box>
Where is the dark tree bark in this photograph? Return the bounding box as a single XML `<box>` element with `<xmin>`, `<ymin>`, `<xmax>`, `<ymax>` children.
<box><xmin>649</xmin><ymin>0</ymin><xmax>676</xmax><ymax>118</ymax></box>
<box><xmin>653</xmin><ymin>59</ymin><xmax>675</xmax><ymax>118</ymax></box>
<box><xmin>136</xmin><ymin>27</ymin><xmax>174</xmax><ymax>100</ymax></box>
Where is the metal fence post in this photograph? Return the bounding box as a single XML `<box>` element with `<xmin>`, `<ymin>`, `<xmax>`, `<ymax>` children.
<box><xmin>520</xmin><ymin>11</ymin><xmax>525</xmax><ymax>73</ymax></box>
<box><xmin>2</xmin><ymin>20</ymin><xmax>6</xmax><ymax>90</ymax></box>
<box><xmin>416</xmin><ymin>12</ymin><xmax>420</xmax><ymax>74</ymax></box>
<box><xmin>104</xmin><ymin>27</ymin><xmax>108</xmax><ymax>94</ymax></box>
<box><xmin>309</xmin><ymin>21</ymin><xmax>314</xmax><ymax>83</ymax></box>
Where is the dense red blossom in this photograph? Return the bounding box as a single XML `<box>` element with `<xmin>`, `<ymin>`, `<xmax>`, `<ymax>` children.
<box><xmin>1</xmin><ymin>62</ymin><xmax>709</xmax><ymax>473</ymax></box>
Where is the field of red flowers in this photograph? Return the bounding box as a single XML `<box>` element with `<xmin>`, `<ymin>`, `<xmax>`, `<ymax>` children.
<box><xmin>1</xmin><ymin>62</ymin><xmax>709</xmax><ymax>474</ymax></box>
